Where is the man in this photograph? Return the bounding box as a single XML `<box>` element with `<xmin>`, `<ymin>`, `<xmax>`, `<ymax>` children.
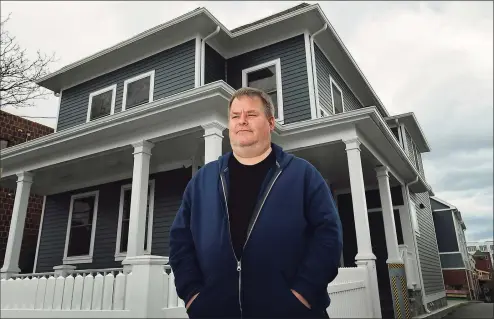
<box><xmin>169</xmin><ymin>87</ymin><xmax>343</xmax><ymax>318</ymax></box>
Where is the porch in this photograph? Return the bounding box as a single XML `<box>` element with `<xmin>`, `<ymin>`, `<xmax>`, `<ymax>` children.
<box><xmin>0</xmin><ymin>82</ymin><xmax>430</xmax><ymax>318</ymax></box>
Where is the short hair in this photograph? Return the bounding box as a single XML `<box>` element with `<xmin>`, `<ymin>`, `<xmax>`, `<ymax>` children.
<box><xmin>228</xmin><ymin>87</ymin><xmax>275</xmax><ymax>118</ymax></box>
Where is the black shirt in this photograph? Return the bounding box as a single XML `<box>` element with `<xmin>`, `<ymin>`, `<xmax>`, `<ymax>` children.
<box><xmin>228</xmin><ymin>150</ymin><xmax>276</xmax><ymax>260</ymax></box>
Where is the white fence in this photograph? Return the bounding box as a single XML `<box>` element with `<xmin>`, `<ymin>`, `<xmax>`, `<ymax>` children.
<box><xmin>326</xmin><ymin>266</ymin><xmax>372</xmax><ymax>318</ymax></box>
<box><xmin>1</xmin><ymin>257</ymin><xmax>372</xmax><ymax>318</ymax></box>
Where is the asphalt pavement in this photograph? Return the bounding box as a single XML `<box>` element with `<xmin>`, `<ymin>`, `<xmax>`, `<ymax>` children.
<box><xmin>443</xmin><ymin>302</ymin><xmax>493</xmax><ymax>319</ymax></box>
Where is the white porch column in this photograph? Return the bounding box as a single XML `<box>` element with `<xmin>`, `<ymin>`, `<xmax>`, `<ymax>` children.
<box><xmin>344</xmin><ymin>138</ymin><xmax>382</xmax><ymax>318</ymax></box>
<box><xmin>202</xmin><ymin>122</ymin><xmax>225</xmax><ymax>164</ymax></box>
<box><xmin>376</xmin><ymin>166</ymin><xmax>402</xmax><ymax>264</ymax></box>
<box><xmin>125</xmin><ymin>141</ymin><xmax>154</xmax><ymax>260</ymax></box>
<box><xmin>1</xmin><ymin>172</ymin><xmax>34</xmax><ymax>278</ymax></box>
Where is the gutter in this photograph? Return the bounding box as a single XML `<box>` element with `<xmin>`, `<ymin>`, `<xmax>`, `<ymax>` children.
<box><xmin>406</xmin><ymin>175</ymin><xmax>432</xmax><ymax>314</ymax></box>
<box><xmin>309</xmin><ymin>23</ymin><xmax>328</xmax><ymax>118</ymax></box>
<box><xmin>200</xmin><ymin>26</ymin><xmax>220</xmax><ymax>86</ymax></box>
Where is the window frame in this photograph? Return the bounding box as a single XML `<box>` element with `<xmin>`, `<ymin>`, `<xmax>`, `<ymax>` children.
<box><xmin>122</xmin><ymin>70</ymin><xmax>155</xmax><ymax>111</ymax></box>
<box><xmin>63</xmin><ymin>190</ymin><xmax>99</xmax><ymax>264</ymax></box>
<box><xmin>86</xmin><ymin>84</ymin><xmax>117</xmax><ymax>122</ymax></box>
<box><xmin>114</xmin><ymin>179</ymin><xmax>155</xmax><ymax>261</ymax></box>
<box><xmin>409</xmin><ymin>199</ymin><xmax>421</xmax><ymax>236</ymax></box>
<box><xmin>241</xmin><ymin>58</ymin><xmax>284</xmax><ymax>123</ymax></box>
<box><xmin>329</xmin><ymin>77</ymin><xmax>345</xmax><ymax>114</ymax></box>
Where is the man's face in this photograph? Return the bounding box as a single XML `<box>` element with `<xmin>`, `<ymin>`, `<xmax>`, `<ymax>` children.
<box><xmin>228</xmin><ymin>95</ymin><xmax>275</xmax><ymax>149</ymax></box>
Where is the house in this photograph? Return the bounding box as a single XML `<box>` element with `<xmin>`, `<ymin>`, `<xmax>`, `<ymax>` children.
<box><xmin>0</xmin><ymin>3</ymin><xmax>448</xmax><ymax>318</ymax></box>
<box><xmin>431</xmin><ymin>196</ymin><xmax>481</xmax><ymax>300</ymax></box>
<box><xmin>472</xmin><ymin>251</ymin><xmax>494</xmax><ymax>302</ymax></box>
<box><xmin>0</xmin><ymin>110</ymin><xmax>54</xmax><ymax>273</ymax></box>
<box><xmin>468</xmin><ymin>240</ymin><xmax>494</xmax><ymax>265</ymax></box>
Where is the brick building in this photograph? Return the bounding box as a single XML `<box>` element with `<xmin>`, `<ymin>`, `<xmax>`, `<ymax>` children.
<box><xmin>0</xmin><ymin>110</ymin><xmax>54</xmax><ymax>272</ymax></box>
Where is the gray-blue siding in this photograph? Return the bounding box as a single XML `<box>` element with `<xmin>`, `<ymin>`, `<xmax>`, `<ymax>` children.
<box><xmin>314</xmin><ymin>44</ymin><xmax>362</xmax><ymax>115</ymax></box>
<box><xmin>432</xmin><ymin>210</ymin><xmax>459</xmax><ymax>253</ymax></box>
<box><xmin>411</xmin><ymin>192</ymin><xmax>445</xmax><ymax>295</ymax></box>
<box><xmin>35</xmin><ymin>167</ymin><xmax>190</xmax><ymax>273</ymax></box>
<box><xmin>204</xmin><ymin>44</ymin><xmax>225</xmax><ymax>84</ymax></box>
<box><xmin>226</xmin><ymin>35</ymin><xmax>311</xmax><ymax>124</ymax></box>
<box><xmin>57</xmin><ymin>40</ymin><xmax>196</xmax><ymax>132</ymax></box>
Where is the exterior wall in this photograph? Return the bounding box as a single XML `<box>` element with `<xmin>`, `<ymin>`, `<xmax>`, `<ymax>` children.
<box><xmin>226</xmin><ymin>34</ymin><xmax>311</xmax><ymax>124</ymax></box>
<box><xmin>204</xmin><ymin>44</ymin><xmax>226</xmax><ymax>84</ymax></box>
<box><xmin>57</xmin><ymin>40</ymin><xmax>196</xmax><ymax>131</ymax></box>
<box><xmin>0</xmin><ymin>110</ymin><xmax>54</xmax><ymax>273</ymax></box>
<box><xmin>442</xmin><ymin>269</ymin><xmax>468</xmax><ymax>290</ymax></box>
<box><xmin>432</xmin><ymin>210</ymin><xmax>459</xmax><ymax>252</ymax></box>
<box><xmin>35</xmin><ymin>167</ymin><xmax>191</xmax><ymax>273</ymax></box>
<box><xmin>314</xmin><ymin>44</ymin><xmax>363</xmax><ymax>115</ymax></box>
<box><xmin>474</xmin><ymin>252</ymin><xmax>493</xmax><ymax>272</ymax></box>
<box><xmin>411</xmin><ymin>192</ymin><xmax>445</xmax><ymax>295</ymax></box>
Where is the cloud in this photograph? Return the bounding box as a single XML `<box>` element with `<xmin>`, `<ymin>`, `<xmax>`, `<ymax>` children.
<box><xmin>1</xmin><ymin>1</ymin><xmax>492</xmax><ymax>241</ymax></box>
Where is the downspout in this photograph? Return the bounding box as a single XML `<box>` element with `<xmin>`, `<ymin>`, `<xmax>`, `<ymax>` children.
<box><xmin>406</xmin><ymin>176</ymin><xmax>432</xmax><ymax>314</ymax></box>
<box><xmin>309</xmin><ymin>23</ymin><xmax>327</xmax><ymax>117</ymax></box>
<box><xmin>200</xmin><ymin>26</ymin><xmax>220</xmax><ymax>86</ymax></box>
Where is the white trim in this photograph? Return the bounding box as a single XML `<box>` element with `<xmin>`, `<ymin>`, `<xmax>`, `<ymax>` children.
<box><xmin>194</xmin><ymin>35</ymin><xmax>201</xmax><ymax>88</ymax></box>
<box><xmin>63</xmin><ymin>190</ymin><xmax>99</xmax><ymax>265</ymax></box>
<box><xmin>403</xmin><ymin>185</ymin><xmax>424</xmax><ymax>290</ymax></box>
<box><xmin>115</xmin><ymin>180</ymin><xmax>155</xmax><ymax>261</ymax></box>
<box><xmin>242</xmin><ymin>58</ymin><xmax>284</xmax><ymax>123</ymax></box>
<box><xmin>201</xmin><ymin>26</ymin><xmax>220</xmax><ymax>86</ymax></box>
<box><xmin>304</xmin><ymin>31</ymin><xmax>317</xmax><ymax>120</ymax></box>
<box><xmin>432</xmin><ymin>208</ymin><xmax>453</xmax><ymax>212</ymax></box>
<box><xmin>439</xmin><ymin>251</ymin><xmax>462</xmax><ymax>255</ymax></box>
<box><xmin>122</xmin><ymin>70</ymin><xmax>155</xmax><ymax>111</ymax></box>
<box><xmin>424</xmin><ymin>290</ymin><xmax>446</xmax><ymax>303</ymax></box>
<box><xmin>409</xmin><ymin>198</ymin><xmax>421</xmax><ymax>236</ymax></box>
<box><xmin>330</xmin><ymin>76</ymin><xmax>344</xmax><ymax>114</ymax></box>
<box><xmin>441</xmin><ymin>267</ymin><xmax>466</xmax><ymax>270</ymax></box>
<box><xmin>86</xmin><ymin>84</ymin><xmax>117</xmax><ymax>122</ymax></box>
<box><xmin>32</xmin><ymin>195</ymin><xmax>46</xmax><ymax>273</ymax></box>
<box><xmin>53</xmin><ymin>90</ymin><xmax>63</xmax><ymax>133</ymax></box>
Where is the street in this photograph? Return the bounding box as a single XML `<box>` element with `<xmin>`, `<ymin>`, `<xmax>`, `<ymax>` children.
<box><xmin>444</xmin><ymin>302</ymin><xmax>493</xmax><ymax>319</ymax></box>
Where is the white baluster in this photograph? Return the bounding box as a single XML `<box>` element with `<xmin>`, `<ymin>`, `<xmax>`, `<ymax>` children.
<box><xmin>81</xmin><ymin>273</ymin><xmax>94</xmax><ymax>310</ymax></box>
<box><xmin>34</xmin><ymin>276</ymin><xmax>47</xmax><ymax>309</ymax></box>
<box><xmin>62</xmin><ymin>275</ymin><xmax>75</xmax><ymax>310</ymax></box>
<box><xmin>71</xmin><ymin>274</ymin><xmax>84</xmax><ymax>310</ymax></box>
<box><xmin>52</xmin><ymin>275</ymin><xmax>65</xmax><ymax>310</ymax></box>
<box><xmin>162</xmin><ymin>270</ymin><xmax>170</xmax><ymax>308</ymax></box>
<box><xmin>92</xmin><ymin>273</ymin><xmax>104</xmax><ymax>310</ymax></box>
<box><xmin>113</xmin><ymin>271</ymin><xmax>126</xmax><ymax>310</ymax></box>
<box><xmin>102</xmin><ymin>272</ymin><xmax>115</xmax><ymax>310</ymax></box>
<box><xmin>43</xmin><ymin>275</ymin><xmax>56</xmax><ymax>309</ymax></box>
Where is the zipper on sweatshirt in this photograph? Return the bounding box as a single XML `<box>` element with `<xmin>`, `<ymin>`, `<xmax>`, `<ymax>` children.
<box><xmin>220</xmin><ymin>162</ymin><xmax>283</xmax><ymax>318</ymax></box>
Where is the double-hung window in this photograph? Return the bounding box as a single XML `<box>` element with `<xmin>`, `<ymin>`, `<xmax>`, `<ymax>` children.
<box><xmin>330</xmin><ymin>77</ymin><xmax>344</xmax><ymax>114</ymax></box>
<box><xmin>87</xmin><ymin>85</ymin><xmax>117</xmax><ymax>122</ymax></box>
<box><xmin>122</xmin><ymin>70</ymin><xmax>155</xmax><ymax>110</ymax></box>
<box><xmin>242</xmin><ymin>59</ymin><xmax>284</xmax><ymax>122</ymax></box>
<box><xmin>115</xmin><ymin>180</ymin><xmax>155</xmax><ymax>260</ymax></box>
<box><xmin>63</xmin><ymin>191</ymin><xmax>99</xmax><ymax>264</ymax></box>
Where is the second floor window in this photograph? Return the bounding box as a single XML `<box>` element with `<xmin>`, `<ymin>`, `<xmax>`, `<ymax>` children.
<box><xmin>122</xmin><ymin>70</ymin><xmax>155</xmax><ymax>110</ymax></box>
<box><xmin>87</xmin><ymin>85</ymin><xmax>117</xmax><ymax>122</ymax></box>
<box><xmin>242</xmin><ymin>59</ymin><xmax>284</xmax><ymax>122</ymax></box>
<box><xmin>330</xmin><ymin>77</ymin><xmax>344</xmax><ymax>114</ymax></box>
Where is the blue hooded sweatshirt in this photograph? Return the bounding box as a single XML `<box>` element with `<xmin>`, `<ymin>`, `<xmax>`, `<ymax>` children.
<box><xmin>169</xmin><ymin>143</ymin><xmax>343</xmax><ymax>318</ymax></box>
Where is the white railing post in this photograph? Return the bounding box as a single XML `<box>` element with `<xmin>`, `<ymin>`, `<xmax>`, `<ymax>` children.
<box><xmin>122</xmin><ymin>255</ymin><xmax>168</xmax><ymax>318</ymax></box>
<box><xmin>202</xmin><ymin>122</ymin><xmax>225</xmax><ymax>164</ymax></box>
<box><xmin>53</xmin><ymin>265</ymin><xmax>76</xmax><ymax>277</ymax></box>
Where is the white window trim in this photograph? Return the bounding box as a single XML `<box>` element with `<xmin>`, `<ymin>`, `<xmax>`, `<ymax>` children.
<box><xmin>122</xmin><ymin>70</ymin><xmax>155</xmax><ymax>111</ymax></box>
<box><xmin>329</xmin><ymin>77</ymin><xmax>345</xmax><ymax>114</ymax></box>
<box><xmin>86</xmin><ymin>85</ymin><xmax>117</xmax><ymax>122</ymax></box>
<box><xmin>241</xmin><ymin>58</ymin><xmax>284</xmax><ymax>123</ymax></box>
<box><xmin>63</xmin><ymin>190</ymin><xmax>99</xmax><ymax>264</ymax></box>
<box><xmin>114</xmin><ymin>179</ymin><xmax>155</xmax><ymax>261</ymax></box>
<box><xmin>319</xmin><ymin>107</ymin><xmax>330</xmax><ymax>118</ymax></box>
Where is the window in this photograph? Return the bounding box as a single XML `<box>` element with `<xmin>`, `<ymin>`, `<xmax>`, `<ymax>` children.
<box><xmin>115</xmin><ymin>180</ymin><xmax>155</xmax><ymax>260</ymax></box>
<box><xmin>122</xmin><ymin>70</ymin><xmax>155</xmax><ymax>110</ymax></box>
<box><xmin>490</xmin><ymin>245</ymin><xmax>494</xmax><ymax>251</ymax></box>
<box><xmin>242</xmin><ymin>59</ymin><xmax>283</xmax><ymax>122</ymax></box>
<box><xmin>480</xmin><ymin>245</ymin><xmax>487</xmax><ymax>252</ymax></box>
<box><xmin>87</xmin><ymin>85</ymin><xmax>117</xmax><ymax>122</ymax></box>
<box><xmin>330</xmin><ymin>77</ymin><xmax>344</xmax><ymax>114</ymax></box>
<box><xmin>409</xmin><ymin>199</ymin><xmax>420</xmax><ymax>235</ymax></box>
<box><xmin>63</xmin><ymin>191</ymin><xmax>99</xmax><ymax>264</ymax></box>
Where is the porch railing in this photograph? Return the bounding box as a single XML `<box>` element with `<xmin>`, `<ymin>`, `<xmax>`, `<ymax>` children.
<box><xmin>1</xmin><ymin>257</ymin><xmax>372</xmax><ymax>318</ymax></box>
<box><xmin>399</xmin><ymin>244</ymin><xmax>418</xmax><ymax>289</ymax></box>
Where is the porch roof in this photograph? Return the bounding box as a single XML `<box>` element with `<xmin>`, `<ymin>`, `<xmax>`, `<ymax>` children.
<box><xmin>36</xmin><ymin>3</ymin><xmax>390</xmax><ymax>118</ymax></box>
<box><xmin>1</xmin><ymin>82</ymin><xmax>430</xmax><ymax>195</ymax></box>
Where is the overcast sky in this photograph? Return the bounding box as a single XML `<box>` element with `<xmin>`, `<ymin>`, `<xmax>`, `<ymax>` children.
<box><xmin>1</xmin><ymin>1</ymin><xmax>492</xmax><ymax>242</ymax></box>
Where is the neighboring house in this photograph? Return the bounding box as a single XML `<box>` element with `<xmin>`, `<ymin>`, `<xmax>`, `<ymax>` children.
<box><xmin>468</xmin><ymin>240</ymin><xmax>494</xmax><ymax>265</ymax></box>
<box><xmin>473</xmin><ymin>250</ymin><xmax>494</xmax><ymax>301</ymax></box>
<box><xmin>0</xmin><ymin>110</ymin><xmax>54</xmax><ymax>273</ymax></box>
<box><xmin>431</xmin><ymin>196</ymin><xmax>480</xmax><ymax>300</ymax></box>
<box><xmin>0</xmin><ymin>3</ymin><xmax>448</xmax><ymax>318</ymax></box>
